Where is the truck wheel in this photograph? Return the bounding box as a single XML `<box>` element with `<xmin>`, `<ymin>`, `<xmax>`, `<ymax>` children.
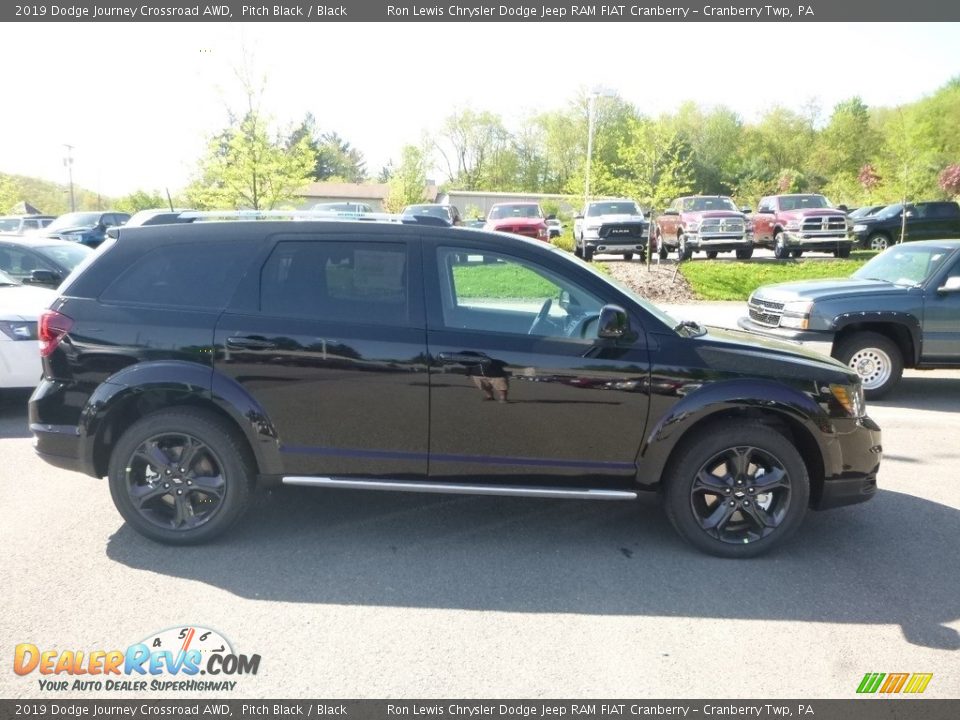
<box><xmin>583</xmin><ymin>245</ymin><xmax>594</xmax><ymax>262</ymax></box>
<box><xmin>868</xmin><ymin>233</ymin><xmax>889</xmax><ymax>252</ymax></box>
<box><xmin>679</xmin><ymin>234</ymin><xmax>693</xmax><ymax>261</ymax></box>
<box><xmin>623</xmin><ymin>252</ymin><xmax>634</xmax><ymax>261</ymax></box>
<box><xmin>735</xmin><ymin>247</ymin><xmax>754</xmax><ymax>260</ymax></box>
<box><xmin>833</xmin><ymin>332</ymin><xmax>903</xmax><ymax>399</ymax></box>
<box><xmin>791</xmin><ymin>250</ymin><xmax>804</xmax><ymax>259</ymax></box>
<box><xmin>834</xmin><ymin>247</ymin><xmax>852</xmax><ymax>259</ymax></box>
<box><xmin>706</xmin><ymin>251</ymin><xmax>718</xmax><ymax>259</ymax></box>
<box><xmin>573</xmin><ymin>234</ymin><xmax>583</xmax><ymax>258</ymax></box>
<box><xmin>107</xmin><ymin>409</ymin><xmax>256</xmax><ymax>545</ymax></box>
<box><xmin>662</xmin><ymin>422</ymin><xmax>809</xmax><ymax>558</ymax></box>
<box><xmin>658</xmin><ymin>240</ymin><xmax>668</xmax><ymax>260</ymax></box>
<box><xmin>773</xmin><ymin>232</ymin><xmax>790</xmax><ymax>259</ymax></box>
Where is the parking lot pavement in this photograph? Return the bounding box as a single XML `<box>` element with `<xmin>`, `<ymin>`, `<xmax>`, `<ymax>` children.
<box><xmin>2</xmin><ymin>365</ymin><xmax>959</xmax><ymax>698</ymax></box>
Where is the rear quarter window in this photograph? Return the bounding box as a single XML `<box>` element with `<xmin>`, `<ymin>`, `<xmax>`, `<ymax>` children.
<box><xmin>99</xmin><ymin>242</ymin><xmax>252</xmax><ymax>310</ymax></box>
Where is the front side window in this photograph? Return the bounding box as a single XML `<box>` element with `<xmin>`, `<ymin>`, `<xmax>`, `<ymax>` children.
<box><xmin>435</xmin><ymin>247</ymin><xmax>603</xmax><ymax>339</ymax></box>
<box><xmin>0</xmin><ymin>247</ymin><xmax>56</xmax><ymax>280</ymax></box>
<box><xmin>261</xmin><ymin>240</ymin><xmax>408</xmax><ymax>326</ymax></box>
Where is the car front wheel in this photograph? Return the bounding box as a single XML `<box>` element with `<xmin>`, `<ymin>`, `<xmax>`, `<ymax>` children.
<box><xmin>663</xmin><ymin>423</ymin><xmax>809</xmax><ymax>558</ymax></box>
<box><xmin>108</xmin><ymin>409</ymin><xmax>255</xmax><ymax>544</ymax></box>
<box><xmin>868</xmin><ymin>233</ymin><xmax>889</xmax><ymax>252</ymax></box>
<box><xmin>773</xmin><ymin>232</ymin><xmax>790</xmax><ymax>259</ymax></box>
<box><xmin>833</xmin><ymin>331</ymin><xmax>903</xmax><ymax>399</ymax></box>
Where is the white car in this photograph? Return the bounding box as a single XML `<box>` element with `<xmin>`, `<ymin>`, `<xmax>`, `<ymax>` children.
<box><xmin>0</xmin><ymin>269</ymin><xmax>55</xmax><ymax>392</ymax></box>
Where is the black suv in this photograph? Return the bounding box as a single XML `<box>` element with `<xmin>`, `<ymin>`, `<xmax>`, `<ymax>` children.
<box><xmin>851</xmin><ymin>201</ymin><xmax>960</xmax><ymax>251</ymax></box>
<box><xmin>29</xmin><ymin>218</ymin><xmax>882</xmax><ymax>557</ymax></box>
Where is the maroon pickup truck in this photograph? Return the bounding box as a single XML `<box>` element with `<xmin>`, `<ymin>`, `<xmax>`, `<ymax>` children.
<box><xmin>655</xmin><ymin>195</ymin><xmax>754</xmax><ymax>260</ymax></box>
<box><xmin>483</xmin><ymin>202</ymin><xmax>549</xmax><ymax>242</ymax></box>
<box><xmin>753</xmin><ymin>194</ymin><xmax>853</xmax><ymax>259</ymax></box>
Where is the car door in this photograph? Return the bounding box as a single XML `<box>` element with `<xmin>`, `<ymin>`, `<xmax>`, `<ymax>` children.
<box><xmin>922</xmin><ymin>251</ymin><xmax>960</xmax><ymax>362</ymax></box>
<box><xmin>423</xmin><ymin>237</ymin><xmax>651</xmax><ymax>488</ymax></box>
<box><xmin>213</xmin><ymin>227</ymin><xmax>429</xmax><ymax>478</ymax></box>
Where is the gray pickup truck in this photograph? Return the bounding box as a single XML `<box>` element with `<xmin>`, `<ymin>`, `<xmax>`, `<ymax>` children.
<box><xmin>738</xmin><ymin>240</ymin><xmax>960</xmax><ymax>398</ymax></box>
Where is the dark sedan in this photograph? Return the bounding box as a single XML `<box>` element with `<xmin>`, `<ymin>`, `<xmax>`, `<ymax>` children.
<box><xmin>0</xmin><ymin>237</ymin><xmax>92</xmax><ymax>288</ymax></box>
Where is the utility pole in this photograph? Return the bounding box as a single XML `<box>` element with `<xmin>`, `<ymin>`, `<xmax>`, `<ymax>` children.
<box><xmin>63</xmin><ymin>144</ymin><xmax>76</xmax><ymax>212</ymax></box>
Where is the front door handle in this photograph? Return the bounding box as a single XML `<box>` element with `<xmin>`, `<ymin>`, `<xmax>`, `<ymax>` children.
<box><xmin>226</xmin><ymin>336</ymin><xmax>277</xmax><ymax>350</ymax></box>
<box><xmin>437</xmin><ymin>351</ymin><xmax>492</xmax><ymax>366</ymax></box>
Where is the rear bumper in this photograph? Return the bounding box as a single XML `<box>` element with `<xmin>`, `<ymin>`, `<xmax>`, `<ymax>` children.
<box><xmin>29</xmin><ymin>378</ymin><xmax>96</xmax><ymax>476</ymax></box>
<box><xmin>812</xmin><ymin>415</ymin><xmax>881</xmax><ymax>510</ymax></box>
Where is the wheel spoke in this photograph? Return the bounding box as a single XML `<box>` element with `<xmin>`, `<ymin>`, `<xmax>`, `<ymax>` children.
<box><xmin>692</xmin><ymin>469</ymin><xmax>731</xmax><ymax>495</ymax></box>
<box><xmin>700</xmin><ymin>501</ymin><xmax>737</xmax><ymax>532</ymax></box>
<box><xmin>753</xmin><ymin>467</ymin><xmax>789</xmax><ymax>491</ymax></box>
<box><xmin>136</xmin><ymin>441</ymin><xmax>171</xmax><ymax>472</ymax></box>
<box><xmin>129</xmin><ymin>482</ymin><xmax>170</xmax><ymax>509</ymax></box>
<box><xmin>725</xmin><ymin>447</ymin><xmax>752</xmax><ymax>480</ymax></box>
<box><xmin>176</xmin><ymin>438</ymin><xmax>202</xmax><ymax>474</ymax></box>
<box><xmin>741</xmin><ymin>501</ymin><xmax>777</xmax><ymax>530</ymax></box>
<box><xmin>172</xmin><ymin>493</ymin><xmax>195</xmax><ymax>528</ymax></box>
<box><xmin>189</xmin><ymin>473</ymin><xmax>225</xmax><ymax>499</ymax></box>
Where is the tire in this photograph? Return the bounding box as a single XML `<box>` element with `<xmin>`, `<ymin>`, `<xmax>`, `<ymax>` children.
<box><xmin>658</xmin><ymin>240</ymin><xmax>669</xmax><ymax>260</ymax></box>
<box><xmin>833</xmin><ymin>331</ymin><xmax>903</xmax><ymax>399</ymax></box>
<box><xmin>791</xmin><ymin>250</ymin><xmax>804</xmax><ymax>259</ymax></box>
<box><xmin>706</xmin><ymin>251</ymin><xmax>718</xmax><ymax>259</ymax></box>
<box><xmin>679</xmin><ymin>234</ymin><xmax>693</xmax><ymax>261</ymax></box>
<box><xmin>836</xmin><ymin>246</ymin><xmax>851</xmax><ymax>259</ymax></box>
<box><xmin>574</xmin><ymin>244</ymin><xmax>583</xmax><ymax>258</ymax></box>
<box><xmin>623</xmin><ymin>252</ymin><xmax>634</xmax><ymax>261</ymax></box>
<box><xmin>583</xmin><ymin>245</ymin><xmax>594</xmax><ymax>262</ymax></box>
<box><xmin>735</xmin><ymin>247</ymin><xmax>754</xmax><ymax>260</ymax></box>
<box><xmin>773</xmin><ymin>231</ymin><xmax>790</xmax><ymax>259</ymax></box>
<box><xmin>107</xmin><ymin>408</ymin><xmax>255</xmax><ymax>545</ymax></box>
<box><xmin>868</xmin><ymin>233</ymin><xmax>890</xmax><ymax>252</ymax></box>
<box><xmin>662</xmin><ymin>422</ymin><xmax>810</xmax><ymax>558</ymax></box>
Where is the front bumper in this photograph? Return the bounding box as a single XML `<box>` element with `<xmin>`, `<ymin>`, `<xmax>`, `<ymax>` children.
<box><xmin>685</xmin><ymin>234</ymin><xmax>752</xmax><ymax>252</ymax></box>
<box><xmin>736</xmin><ymin>317</ymin><xmax>835</xmax><ymax>358</ymax></box>
<box><xmin>813</xmin><ymin>415</ymin><xmax>881</xmax><ymax>510</ymax></box>
<box><xmin>585</xmin><ymin>237</ymin><xmax>648</xmax><ymax>255</ymax></box>
<box><xmin>781</xmin><ymin>231</ymin><xmax>853</xmax><ymax>251</ymax></box>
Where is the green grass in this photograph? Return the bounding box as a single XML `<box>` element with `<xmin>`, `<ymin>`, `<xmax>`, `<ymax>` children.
<box><xmin>680</xmin><ymin>258</ymin><xmax>871</xmax><ymax>301</ymax></box>
<box><xmin>453</xmin><ymin>262</ymin><xmax>556</xmax><ymax>299</ymax></box>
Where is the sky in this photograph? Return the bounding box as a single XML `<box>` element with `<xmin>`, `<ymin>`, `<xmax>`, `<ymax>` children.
<box><xmin>2</xmin><ymin>22</ymin><xmax>959</xmax><ymax>198</ymax></box>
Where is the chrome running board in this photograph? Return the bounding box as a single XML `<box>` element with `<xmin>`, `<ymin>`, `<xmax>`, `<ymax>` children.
<box><xmin>281</xmin><ymin>476</ymin><xmax>637</xmax><ymax>500</ymax></box>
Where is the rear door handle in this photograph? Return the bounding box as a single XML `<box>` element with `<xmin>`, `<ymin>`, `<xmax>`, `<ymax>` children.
<box><xmin>226</xmin><ymin>336</ymin><xmax>277</xmax><ymax>350</ymax></box>
<box><xmin>437</xmin><ymin>352</ymin><xmax>491</xmax><ymax>366</ymax></box>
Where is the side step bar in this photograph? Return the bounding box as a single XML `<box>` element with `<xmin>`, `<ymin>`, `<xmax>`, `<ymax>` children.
<box><xmin>282</xmin><ymin>476</ymin><xmax>637</xmax><ymax>501</ymax></box>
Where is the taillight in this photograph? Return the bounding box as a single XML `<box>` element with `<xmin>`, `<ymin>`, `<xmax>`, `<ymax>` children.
<box><xmin>38</xmin><ymin>310</ymin><xmax>73</xmax><ymax>357</ymax></box>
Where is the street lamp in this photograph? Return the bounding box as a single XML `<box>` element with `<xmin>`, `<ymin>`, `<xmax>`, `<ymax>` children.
<box><xmin>584</xmin><ymin>86</ymin><xmax>617</xmax><ymax>205</ymax></box>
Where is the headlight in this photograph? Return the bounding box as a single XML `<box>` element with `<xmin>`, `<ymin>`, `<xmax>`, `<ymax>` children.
<box><xmin>63</xmin><ymin>233</ymin><xmax>84</xmax><ymax>243</ymax></box>
<box><xmin>585</xmin><ymin>224</ymin><xmax>601</xmax><ymax>234</ymax></box>
<box><xmin>779</xmin><ymin>300</ymin><xmax>813</xmax><ymax>329</ymax></box>
<box><xmin>686</xmin><ymin>222</ymin><xmax>699</xmax><ymax>232</ymax></box>
<box><xmin>852</xmin><ymin>224</ymin><xmax>867</xmax><ymax>232</ymax></box>
<box><xmin>828</xmin><ymin>383</ymin><xmax>865</xmax><ymax>417</ymax></box>
<box><xmin>784</xmin><ymin>220</ymin><xmax>800</xmax><ymax>231</ymax></box>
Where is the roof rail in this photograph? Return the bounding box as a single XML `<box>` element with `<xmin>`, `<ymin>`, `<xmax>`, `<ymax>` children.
<box><xmin>177</xmin><ymin>209</ymin><xmax>404</xmax><ymax>223</ymax></box>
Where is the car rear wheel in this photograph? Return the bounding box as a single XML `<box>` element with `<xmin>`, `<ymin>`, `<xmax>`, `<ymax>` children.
<box><xmin>706</xmin><ymin>251</ymin><xmax>718</xmax><ymax>259</ymax></box>
<box><xmin>108</xmin><ymin>409</ymin><xmax>255</xmax><ymax>544</ymax></box>
<box><xmin>833</xmin><ymin>247</ymin><xmax>852</xmax><ymax>258</ymax></box>
<box><xmin>583</xmin><ymin>245</ymin><xmax>594</xmax><ymax>262</ymax></box>
<box><xmin>833</xmin><ymin>332</ymin><xmax>903</xmax><ymax>399</ymax></box>
<box><xmin>679</xmin><ymin>234</ymin><xmax>693</xmax><ymax>261</ymax></box>
<box><xmin>791</xmin><ymin>250</ymin><xmax>804</xmax><ymax>259</ymax></box>
<box><xmin>658</xmin><ymin>239</ymin><xmax>669</xmax><ymax>260</ymax></box>
<box><xmin>623</xmin><ymin>252</ymin><xmax>634</xmax><ymax>261</ymax></box>
<box><xmin>735</xmin><ymin>247</ymin><xmax>754</xmax><ymax>260</ymax></box>
<box><xmin>663</xmin><ymin>423</ymin><xmax>809</xmax><ymax>558</ymax></box>
<box><xmin>868</xmin><ymin>233</ymin><xmax>889</xmax><ymax>252</ymax></box>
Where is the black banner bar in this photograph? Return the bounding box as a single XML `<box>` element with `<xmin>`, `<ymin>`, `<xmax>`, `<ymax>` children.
<box><xmin>4</xmin><ymin>0</ymin><xmax>960</xmax><ymax>22</ymax></box>
<box><xmin>2</xmin><ymin>700</ymin><xmax>960</xmax><ymax>720</ymax></box>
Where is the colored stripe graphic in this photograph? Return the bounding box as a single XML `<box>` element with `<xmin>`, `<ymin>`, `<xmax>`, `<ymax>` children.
<box><xmin>903</xmin><ymin>674</ymin><xmax>933</xmax><ymax>694</ymax></box>
<box><xmin>880</xmin><ymin>673</ymin><xmax>909</xmax><ymax>693</ymax></box>
<box><xmin>856</xmin><ymin>673</ymin><xmax>885</xmax><ymax>693</ymax></box>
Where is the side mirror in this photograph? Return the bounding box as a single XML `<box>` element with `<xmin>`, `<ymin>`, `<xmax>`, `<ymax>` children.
<box><xmin>29</xmin><ymin>269</ymin><xmax>62</xmax><ymax>285</ymax></box>
<box><xmin>547</xmin><ymin>214</ymin><xmax>556</xmax><ymax>221</ymax></box>
<box><xmin>905</xmin><ymin>210</ymin><xmax>915</xmax><ymax>218</ymax></box>
<box><xmin>937</xmin><ymin>276</ymin><xmax>960</xmax><ymax>293</ymax></box>
<box><xmin>597</xmin><ymin>304</ymin><xmax>630</xmax><ymax>339</ymax></box>
<box><xmin>837</xmin><ymin>204</ymin><xmax>849</xmax><ymax>212</ymax></box>
<box><xmin>740</xmin><ymin>206</ymin><xmax>752</xmax><ymax>214</ymax></box>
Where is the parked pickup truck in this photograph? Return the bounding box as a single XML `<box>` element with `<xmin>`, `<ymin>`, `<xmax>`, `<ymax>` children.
<box><xmin>851</xmin><ymin>201</ymin><xmax>960</xmax><ymax>251</ymax></box>
<box><xmin>738</xmin><ymin>240</ymin><xmax>960</xmax><ymax>398</ymax></box>
<box><xmin>573</xmin><ymin>199</ymin><xmax>650</xmax><ymax>262</ymax></box>
<box><xmin>655</xmin><ymin>196</ymin><xmax>753</xmax><ymax>260</ymax></box>
<box><xmin>752</xmin><ymin>194</ymin><xmax>852</xmax><ymax>259</ymax></box>
<box><xmin>484</xmin><ymin>202</ymin><xmax>549</xmax><ymax>242</ymax></box>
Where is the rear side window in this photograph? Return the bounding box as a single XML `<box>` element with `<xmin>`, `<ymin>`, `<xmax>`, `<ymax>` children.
<box><xmin>100</xmin><ymin>242</ymin><xmax>250</xmax><ymax>309</ymax></box>
<box><xmin>260</xmin><ymin>240</ymin><xmax>408</xmax><ymax>326</ymax></box>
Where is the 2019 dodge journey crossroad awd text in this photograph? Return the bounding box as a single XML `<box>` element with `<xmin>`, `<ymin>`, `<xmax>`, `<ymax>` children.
<box><xmin>29</xmin><ymin>214</ymin><xmax>882</xmax><ymax>557</ymax></box>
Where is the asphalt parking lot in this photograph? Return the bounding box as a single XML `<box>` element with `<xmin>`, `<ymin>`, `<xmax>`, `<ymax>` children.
<box><xmin>1</xmin><ymin>305</ymin><xmax>958</xmax><ymax>699</ymax></box>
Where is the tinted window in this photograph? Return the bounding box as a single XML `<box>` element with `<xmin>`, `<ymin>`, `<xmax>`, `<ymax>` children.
<box><xmin>100</xmin><ymin>242</ymin><xmax>250</xmax><ymax>309</ymax></box>
<box><xmin>260</xmin><ymin>241</ymin><xmax>408</xmax><ymax>326</ymax></box>
<box><xmin>34</xmin><ymin>243</ymin><xmax>91</xmax><ymax>271</ymax></box>
<box><xmin>0</xmin><ymin>247</ymin><xmax>56</xmax><ymax>280</ymax></box>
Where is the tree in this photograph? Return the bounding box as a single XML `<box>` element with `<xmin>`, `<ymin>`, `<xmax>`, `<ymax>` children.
<box><xmin>435</xmin><ymin>109</ymin><xmax>511</xmax><ymax>190</ymax></box>
<box><xmin>382</xmin><ymin>145</ymin><xmax>429</xmax><ymax>213</ymax></box>
<box><xmin>115</xmin><ymin>189</ymin><xmax>171</xmax><ymax>213</ymax></box>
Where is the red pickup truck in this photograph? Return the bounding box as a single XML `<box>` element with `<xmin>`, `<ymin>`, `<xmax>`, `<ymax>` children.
<box><xmin>655</xmin><ymin>195</ymin><xmax>753</xmax><ymax>260</ymax></box>
<box><xmin>752</xmin><ymin>194</ymin><xmax>853</xmax><ymax>259</ymax></box>
<box><xmin>483</xmin><ymin>202</ymin><xmax>549</xmax><ymax>242</ymax></box>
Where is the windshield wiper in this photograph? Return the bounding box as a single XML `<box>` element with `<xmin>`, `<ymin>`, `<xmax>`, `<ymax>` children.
<box><xmin>675</xmin><ymin>319</ymin><xmax>707</xmax><ymax>337</ymax></box>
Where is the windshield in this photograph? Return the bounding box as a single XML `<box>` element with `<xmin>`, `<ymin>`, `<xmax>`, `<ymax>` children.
<box><xmin>777</xmin><ymin>195</ymin><xmax>831</xmax><ymax>211</ymax></box>
<box><xmin>853</xmin><ymin>245</ymin><xmax>954</xmax><ymax>286</ymax></box>
<box><xmin>587</xmin><ymin>201</ymin><xmax>641</xmax><ymax>217</ymax></box>
<box><xmin>848</xmin><ymin>206</ymin><xmax>880</xmax><ymax>220</ymax></box>
<box><xmin>0</xmin><ymin>218</ymin><xmax>21</xmax><ymax>232</ymax></box>
<box><xmin>403</xmin><ymin>205</ymin><xmax>449</xmax><ymax>218</ymax></box>
<box><xmin>0</xmin><ymin>268</ymin><xmax>19</xmax><ymax>285</ymax></box>
<box><xmin>681</xmin><ymin>197</ymin><xmax>739</xmax><ymax>212</ymax></box>
<box><xmin>47</xmin><ymin>212</ymin><xmax>102</xmax><ymax>231</ymax></box>
<box><xmin>35</xmin><ymin>243</ymin><xmax>92</xmax><ymax>271</ymax></box>
<box><xmin>487</xmin><ymin>204</ymin><xmax>543</xmax><ymax>220</ymax></box>
<box><xmin>874</xmin><ymin>203</ymin><xmax>903</xmax><ymax>219</ymax></box>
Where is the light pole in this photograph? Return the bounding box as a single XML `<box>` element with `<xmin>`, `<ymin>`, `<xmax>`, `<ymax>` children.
<box><xmin>63</xmin><ymin>144</ymin><xmax>76</xmax><ymax>212</ymax></box>
<box><xmin>584</xmin><ymin>86</ymin><xmax>616</xmax><ymax>205</ymax></box>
